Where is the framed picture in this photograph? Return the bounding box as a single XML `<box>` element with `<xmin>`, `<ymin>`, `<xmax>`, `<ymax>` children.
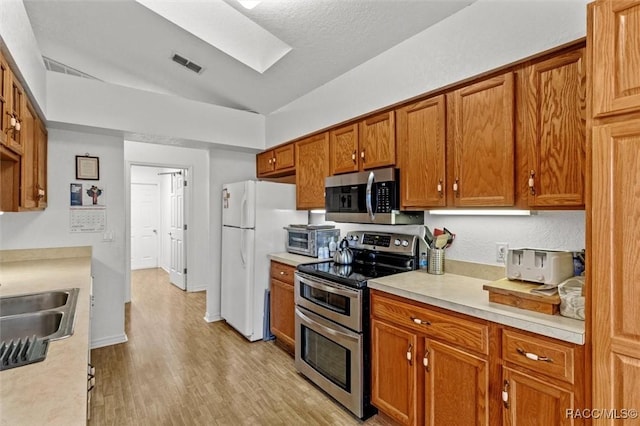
<box><xmin>76</xmin><ymin>155</ymin><xmax>100</xmax><ymax>180</ymax></box>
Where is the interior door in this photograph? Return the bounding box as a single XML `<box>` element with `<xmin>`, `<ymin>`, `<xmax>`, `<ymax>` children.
<box><xmin>169</xmin><ymin>172</ymin><xmax>186</xmax><ymax>289</ymax></box>
<box><xmin>131</xmin><ymin>183</ymin><xmax>159</xmax><ymax>270</ymax></box>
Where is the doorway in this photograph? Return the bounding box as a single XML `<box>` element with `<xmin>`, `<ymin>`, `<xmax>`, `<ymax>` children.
<box><xmin>130</xmin><ymin>165</ymin><xmax>187</xmax><ymax>291</ymax></box>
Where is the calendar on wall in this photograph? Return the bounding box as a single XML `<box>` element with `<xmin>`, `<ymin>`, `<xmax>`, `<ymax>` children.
<box><xmin>70</xmin><ymin>208</ymin><xmax>106</xmax><ymax>233</ymax></box>
<box><xmin>69</xmin><ymin>182</ymin><xmax>107</xmax><ymax>233</ymax></box>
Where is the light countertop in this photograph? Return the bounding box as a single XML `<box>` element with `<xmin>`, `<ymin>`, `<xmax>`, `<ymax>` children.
<box><xmin>369</xmin><ymin>270</ymin><xmax>585</xmax><ymax>345</ymax></box>
<box><xmin>268</xmin><ymin>252</ymin><xmax>329</xmax><ymax>267</ymax></box>
<box><xmin>0</xmin><ymin>246</ymin><xmax>93</xmax><ymax>426</ymax></box>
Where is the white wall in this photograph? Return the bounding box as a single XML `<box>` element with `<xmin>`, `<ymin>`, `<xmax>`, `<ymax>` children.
<box><xmin>47</xmin><ymin>72</ymin><xmax>265</xmax><ymax>150</ymax></box>
<box><xmin>0</xmin><ymin>0</ymin><xmax>47</xmax><ymax>115</ymax></box>
<box><xmin>265</xmin><ymin>0</ymin><xmax>589</xmax><ymax>145</ymax></box>
<box><xmin>206</xmin><ymin>149</ymin><xmax>256</xmax><ymax>322</ymax></box>
<box><xmin>125</xmin><ymin>141</ymin><xmax>209</xmax><ymax>300</ymax></box>
<box><xmin>0</xmin><ymin>128</ymin><xmax>126</xmax><ymax>349</ymax></box>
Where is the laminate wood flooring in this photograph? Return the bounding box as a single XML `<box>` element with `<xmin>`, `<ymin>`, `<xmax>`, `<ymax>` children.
<box><xmin>89</xmin><ymin>268</ymin><xmax>394</xmax><ymax>426</ymax></box>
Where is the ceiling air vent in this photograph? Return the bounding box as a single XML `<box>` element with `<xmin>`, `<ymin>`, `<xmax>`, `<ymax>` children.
<box><xmin>171</xmin><ymin>53</ymin><xmax>204</xmax><ymax>74</ymax></box>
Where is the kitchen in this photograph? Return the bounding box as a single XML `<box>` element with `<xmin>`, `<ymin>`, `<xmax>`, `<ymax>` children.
<box><xmin>1</xmin><ymin>0</ymin><xmax>638</xmax><ymax>425</ymax></box>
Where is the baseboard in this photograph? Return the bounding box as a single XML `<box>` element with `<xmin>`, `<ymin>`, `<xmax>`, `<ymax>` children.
<box><xmin>204</xmin><ymin>312</ymin><xmax>222</xmax><ymax>323</ymax></box>
<box><xmin>90</xmin><ymin>333</ymin><xmax>128</xmax><ymax>349</ymax></box>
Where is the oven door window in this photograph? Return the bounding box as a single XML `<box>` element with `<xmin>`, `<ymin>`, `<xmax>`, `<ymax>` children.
<box><xmin>300</xmin><ymin>324</ymin><xmax>351</xmax><ymax>391</ymax></box>
<box><xmin>301</xmin><ymin>284</ymin><xmax>350</xmax><ymax>316</ymax></box>
<box><xmin>288</xmin><ymin>231</ymin><xmax>310</xmax><ymax>250</ymax></box>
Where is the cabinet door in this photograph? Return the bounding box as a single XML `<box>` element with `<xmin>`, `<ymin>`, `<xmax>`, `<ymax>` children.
<box><xmin>35</xmin><ymin>117</ymin><xmax>47</xmax><ymax>208</ymax></box>
<box><xmin>295</xmin><ymin>133</ymin><xmax>329</xmax><ymax>210</ymax></box>
<box><xmin>592</xmin><ymin>0</ymin><xmax>640</xmax><ymax>117</ymax></box>
<box><xmin>450</xmin><ymin>73</ymin><xmax>515</xmax><ymax>206</ymax></box>
<box><xmin>274</xmin><ymin>143</ymin><xmax>295</xmax><ymax>172</ymax></box>
<box><xmin>523</xmin><ymin>49</ymin><xmax>586</xmax><ymax>207</ymax></box>
<box><xmin>592</xmin><ymin>119</ymin><xmax>640</xmax><ymax>420</ymax></box>
<box><xmin>424</xmin><ymin>339</ymin><xmax>488</xmax><ymax>426</ymax></box>
<box><xmin>20</xmin><ymin>101</ymin><xmax>38</xmax><ymax>210</ymax></box>
<box><xmin>256</xmin><ymin>150</ymin><xmax>275</xmax><ymax>176</ymax></box>
<box><xmin>397</xmin><ymin>95</ymin><xmax>446</xmax><ymax>209</ymax></box>
<box><xmin>502</xmin><ymin>367</ymin><xmax>575</xmax><ymax>426</ymax></box>
<box><xmin>359</xmin><ymin>111</ymin><xmax>396</xmax><ymax>170</ymax></box>
<box><xmin>6</xmin><ymin>71</ymin><xmax>25</xmax><ymax>155</ymax></box>
<box><xmin>371</xmin><ymin>318</ymin><xmax>420</xmax><ymax>426</ymax></box>
<box><xmin>0</xmin><ymin>53</ymin><xmax>8</xmax><ymax>146</ymax></box>
<box><xmin>270</xmin><ymin>278</ymin><xmax>294</xmax><ymax>350</ymax></box>
<box><xmin>329</xmin><ymin>123</ymin><xmax>359</xmax><ymax>175</ymax></box>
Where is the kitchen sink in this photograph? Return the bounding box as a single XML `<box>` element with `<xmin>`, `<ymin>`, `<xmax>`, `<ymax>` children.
<box><xmin>0</xmin><ymin>290</ymin><xmax>69</xmax><ymax>317</ymax></box>
<box><xmin>0</xmin><ymin>311</ymin><xmax>64</xmax><ymax>341</ymax></box>
<box><xmin>0</xmin><ymin>288</ymin><xmax>79</xmax><ymax>370</ymax></box>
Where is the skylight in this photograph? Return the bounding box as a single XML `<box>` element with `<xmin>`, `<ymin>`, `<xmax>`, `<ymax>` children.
<box><xmin>135</xmin><ymin>0</ymin><xmax>291</xmax><ymax>74</ymax></box>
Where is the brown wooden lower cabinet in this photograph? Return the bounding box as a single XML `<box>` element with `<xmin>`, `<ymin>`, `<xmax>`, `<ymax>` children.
<box><xmin>269</xmin><ymin>261</ymin><xmax>296</xmax><ymax>353</ymax></box>
<box><xmin>370</xmin><ymin>290</ymin><xmax>584</xmax><ymax>426</ymax></box>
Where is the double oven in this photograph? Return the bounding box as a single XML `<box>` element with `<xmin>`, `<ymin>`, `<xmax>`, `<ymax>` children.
<box><xmin>294</xmin><ymin>231</ymin><xmax>418</xmax><ymax>419</ymax></box>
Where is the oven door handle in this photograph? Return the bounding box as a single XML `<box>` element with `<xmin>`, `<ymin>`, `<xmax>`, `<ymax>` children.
<box><xmin>296</xmin><ymin>274</ymin><xmax>360</xmax><ymax>299</ymax></box>
<box><xmin>366</xmin><ymin>171</ymin><xmax>375</xmax><ymax>221</ymax></box>
<box><xmin>296</xmin><ymin>307</ymin><xmax>359</xmax><ymax>344</ymax></box>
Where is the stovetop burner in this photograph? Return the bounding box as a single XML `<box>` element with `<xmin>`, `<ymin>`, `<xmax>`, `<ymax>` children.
<box><xmin>296</xmin><ymin>230</ymin><xmax>419</xmax><ymax>288</ymax></box>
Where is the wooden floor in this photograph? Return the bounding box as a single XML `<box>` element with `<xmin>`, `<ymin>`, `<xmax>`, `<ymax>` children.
<box><xmin>89</xmin><ymin>268</ymin><xmax>394</xmax><ymax>425</ymax></box>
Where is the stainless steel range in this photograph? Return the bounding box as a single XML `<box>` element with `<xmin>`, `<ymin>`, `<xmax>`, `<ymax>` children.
<box><xmin>294</xmin><ymin>231</ymin><xmax>418</xmax><ymax>419</ymax></box>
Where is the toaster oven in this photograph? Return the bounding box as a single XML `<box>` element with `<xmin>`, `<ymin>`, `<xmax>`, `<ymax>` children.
<box><xmin>285</xmin><ymin>225</ymin><xmax>340</xmax><ymax>258</ymax></box>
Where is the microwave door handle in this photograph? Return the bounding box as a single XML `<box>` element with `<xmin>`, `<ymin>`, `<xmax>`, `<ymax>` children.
<box><xmin>366</xmin><ymin>171</ymin><xmax>375</xmax><ymax>221</ymax></box>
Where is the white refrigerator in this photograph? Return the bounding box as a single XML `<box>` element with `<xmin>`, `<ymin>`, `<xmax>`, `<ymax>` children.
<box><xmin>220</xmin><ymin>180</ymin><xmax>306</xmax><ymax>341</ymax></box>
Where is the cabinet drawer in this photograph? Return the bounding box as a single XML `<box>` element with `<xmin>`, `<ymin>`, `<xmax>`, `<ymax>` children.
<box><xmin>371</xmin><ymin>291</ymin><xmax>489</xmax><ymax>355</ymax></box>
<box><xmin>502</xmin><ymin>329</ymin><xmax>576</xmax><ymax>384</ymax></box>
<box><xmin>270</xmin><ymin>261</ymin><xmax>295</xmax><ymax>285</ymax></box>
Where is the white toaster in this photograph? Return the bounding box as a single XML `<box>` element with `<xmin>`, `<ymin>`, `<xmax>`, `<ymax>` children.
<box><xmin>506</xmin><ymin>248</ymin><xmax>574</xmax><ymax>285</ymax></box>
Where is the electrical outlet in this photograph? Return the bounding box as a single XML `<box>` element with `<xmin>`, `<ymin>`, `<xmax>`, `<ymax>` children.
<box><xmin>496</xmin><ymin>243</ymin><xmax>508</xmax><ymax>263</ymax></box>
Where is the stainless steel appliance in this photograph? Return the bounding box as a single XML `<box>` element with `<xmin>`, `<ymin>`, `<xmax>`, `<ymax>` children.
<box><xmin>285</xmin><ymin>225</ymin><xmax>340</xmax><ymax>258</ymax></box>
<box><xmin>324</xmin><ymin>167</ymin><xmax>424</xmax><ymax>225</ymax></box>
<box><xmin>294</xmin><ymin>231</ymin><xmax>418</xmax><ymax>419</ymax></box>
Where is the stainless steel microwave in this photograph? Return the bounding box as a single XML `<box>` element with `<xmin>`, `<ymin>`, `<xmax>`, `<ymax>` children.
<box><xmin>325</xmin><ymin>168</ymin><xmax>424</xmax><ymax>225</ymax></box>
<box><xmin>284</xmin><ymin>226</ymin><xmax>340</xmax><ymax>257</ymax></box>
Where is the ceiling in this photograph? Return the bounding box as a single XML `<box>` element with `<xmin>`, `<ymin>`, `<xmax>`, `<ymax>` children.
<box><xmin>23</xmin><ymin>0</ymin><xmax>475</xmax><ymax>115</ymax></box>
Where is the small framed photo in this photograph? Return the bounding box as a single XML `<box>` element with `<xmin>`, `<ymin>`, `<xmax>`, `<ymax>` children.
<box><xmin>76</xmin><ymin>155</ymin><xmax>100</xmax><ymax>180</ymax></box>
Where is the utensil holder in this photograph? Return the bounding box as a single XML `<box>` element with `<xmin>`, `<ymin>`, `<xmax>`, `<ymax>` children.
<box><xmin>428</xmin><ymin>249</ymin><xmax>445</xmax><ymax>275</ymax></box>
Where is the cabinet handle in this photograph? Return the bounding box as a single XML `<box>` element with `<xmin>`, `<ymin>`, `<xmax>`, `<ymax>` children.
<box><xmin>361</xmin><ymin>150</ymin><xmax>366</xmax><ymax>162</ymax></box>
<box><xmin>410</xmin><ymin>316</ymin><xmax>431</xmax><ymax>326</ymax></box>
<box><xmin>268</xmin><ymin>158</ymin><xmax>272</xmax><ymax>164</ymax></box>
<box><xmin>528</xmin><ymin>170</ymin><xmax>536</xmax><ymax>195</ymax></box>
<box><xmin>453</xmin><ymin>178</ymin><xmax>459</xmax><ymax>196</ymax></box>
<box><xmin>516</xmin><ymin>347</ymin><xmax>553</xmax><ymax>363</ymax></box>
<box><xmin>351</xmin><ymin>151</ymin><xmax>357</xmax><ymax>162</ymax></box>
<box><xmin>423</xmin><ymin>349</ymin><xmax>430</xmax><ymax>371</ymax></box>
<box><xmin>273</xmin><ymin>157</ymin><xmax>276</xmax><ymax>165</ymax></box>
<box><xmin>437</xmin><ymin>179</ymin><xmax>443</xmax><ymax>196</ymax></box>
<box><xmin>406</xmin><ymin>343</ymin><xmax>413</xmax><ymax>365</ymax></box>
<box><xmin>502</xmin><ymin>380</ymin><xmax>510</xmax><ymax>409</ymax></box>
<box><xmin>280</xmin><ymin>271</ymin><xmax>286</xmax><ymax>275</ymax></box>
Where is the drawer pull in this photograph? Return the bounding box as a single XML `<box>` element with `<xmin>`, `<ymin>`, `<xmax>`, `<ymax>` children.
<box><xmin>406</xmin><ymin>343</ymin><xmax>413</xmax><ymax>365</ymax></box>
<box><xmin>517</xmin><ymin>347</ymin><xmax>553</xmax><ymax>363</ymax></box>
<box><xmin>502</xmin><ymin>380</ymin><xmax>510</xmax><ymax>409</ymax></box>
<box><xmin>410</xmin><ymin>316</ymin><xmax>431</xmax><ymax>326</ymax></box>
<box><xmin>280</xmin><ymin>271</ymin><xmax>286</xmax><ymax>275</ymax></box>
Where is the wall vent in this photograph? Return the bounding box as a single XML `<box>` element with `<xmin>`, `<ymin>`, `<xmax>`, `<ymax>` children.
<box><xmin>42</xmin><ymin>56</ymin><xmax>99</xmax><ymax>80</ymax></box>
<box><xmin>171</xmin><ymin>53</ymin><xmax>204</xmax><ymax>74</ymax></box>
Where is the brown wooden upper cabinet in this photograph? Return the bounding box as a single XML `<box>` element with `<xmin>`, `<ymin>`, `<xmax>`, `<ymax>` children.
<box><xmin>592</xmin><ymin>1</ymin><xmax>640</xmax><ymax>117</ymax></box>
<box><xmin>448</xmin><ymin>73</ymin><xmax>515</xmax><ymax>207</ymax></box>
<box><xmin>396</xmin><ymin>95</ymin><xmax>447</xmax><ymax>209</ymax></box>
<box><xmin>256</xmin><ymin>143</ymin><xmax>295</xmax><ymax>178</ymax></box>
<box><xmin>19</xmin><ymin>100</ymin><xmax>48</xmax><ymax>211</ymax></box>
<box><xmin>1</xmin><ymin>50</ymin><xmax>25</xmax><ymax>155</ymax></box>
<box><xmin>329</xmin><ymin>111</ymin><xmax>395</xmax><ymax>175</ymax></box>
<box><xmin>296</xmin><ymin>132</ymin><xmax>329</xmax><ymax>210</ymax></box>
<box><xmin>0</xmin><ymin>53</ymin><xmax>9</xmax><ymax>147</ymax></box>
<box><xmin>521</xmin><ymin>48</ymin><xmax>586</xmax><ymax>207</ymax></box>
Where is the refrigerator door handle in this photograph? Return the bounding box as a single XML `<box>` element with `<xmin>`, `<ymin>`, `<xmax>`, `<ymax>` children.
<box><xmin>240</xmin><ymin>229</ymin><xmax>246</xmax><ymax>266</ymax></box>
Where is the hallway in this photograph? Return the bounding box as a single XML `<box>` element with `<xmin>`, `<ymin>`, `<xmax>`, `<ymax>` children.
<box><xmin>89</xmin><ymin>269</ymin><xmax>389</xmax><ymax>425</ymax></box>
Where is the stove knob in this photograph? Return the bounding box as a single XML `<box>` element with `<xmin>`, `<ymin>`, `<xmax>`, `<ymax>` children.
<box><xmin>394</xmin><ymin>239</ymin><xmax>401</xmax><ymax>246</ymax></box>
<box><xmin>401</xmin><ymin>240</ymin><xmax>409</xmax><ymax>247</ymax></box>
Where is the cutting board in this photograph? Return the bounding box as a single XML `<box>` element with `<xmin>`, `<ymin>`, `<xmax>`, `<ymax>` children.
<box><xmin>483</xmin><ymin>278</ymin><xmax>560</xmax><ymax>315</ymax></box>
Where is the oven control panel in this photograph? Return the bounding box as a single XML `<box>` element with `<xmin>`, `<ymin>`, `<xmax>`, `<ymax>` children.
<box><xmin>346</xmin><ymin>231</ymin><xmax>417</xmax><ymax>254</ymax></box>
